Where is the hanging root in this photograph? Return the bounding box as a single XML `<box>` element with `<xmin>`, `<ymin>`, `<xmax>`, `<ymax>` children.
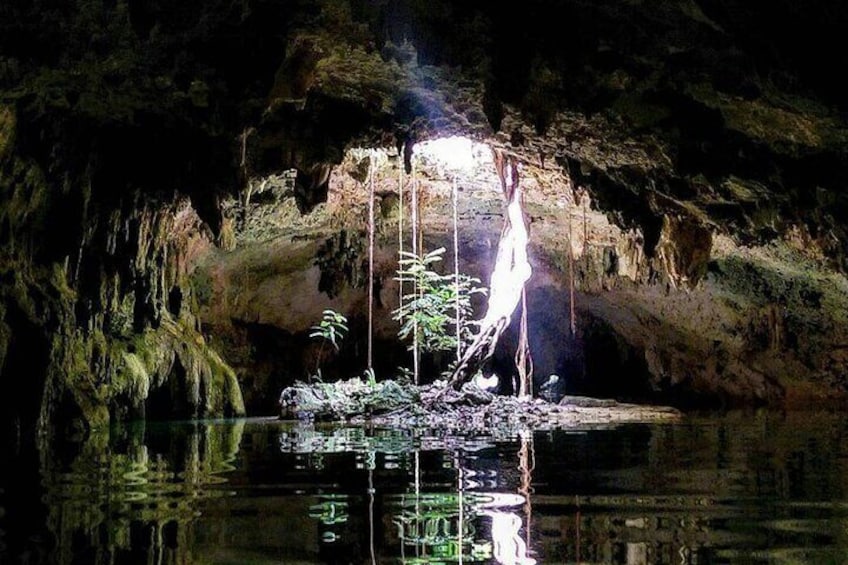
<box><xmin>515</xmin><ymin>289</ymin><xmax>533</xmax><ymax>397</ymax></box>
<box><xmin>367</xmin><ymin>151</ymin><xmax>376</xmax><ymax>370</ymax></box>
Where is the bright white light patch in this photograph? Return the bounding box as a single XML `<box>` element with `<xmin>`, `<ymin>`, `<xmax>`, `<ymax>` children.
<box><xmin>415</xmin><ymin>135</ymin><xmax>490</xmax><ymax>175</ymax></box>
<box><xmin>485</xmin><ymin>509</ymin><xmax>537</xmax><ymax>565</ymax></box>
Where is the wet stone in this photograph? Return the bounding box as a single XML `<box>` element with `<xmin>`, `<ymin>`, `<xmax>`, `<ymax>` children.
<box><xmin>278</xmin><ymin>378</ymin><xmax>682</xmax><ymax>433</ymax></box>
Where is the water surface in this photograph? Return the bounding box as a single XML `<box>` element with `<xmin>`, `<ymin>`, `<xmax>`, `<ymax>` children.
<box><xmin>2</xmin><ymin>411</ymin><xmax>848</xmax><ymax>564</ymax></box>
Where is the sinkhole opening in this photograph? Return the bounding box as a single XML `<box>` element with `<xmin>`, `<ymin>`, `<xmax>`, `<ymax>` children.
<box><xmin>413</xmin><ymin>135</ymin><xmax>492</xmax><ymax>175</ymax></box>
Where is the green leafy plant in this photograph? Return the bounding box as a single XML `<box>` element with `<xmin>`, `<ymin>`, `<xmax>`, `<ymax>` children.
<box><xmin>311</xmin><ymin>309</ymin><xmax>348</xmax><ymax>350</ymax></box>
<box><xmin>363</xmin><ymin>367</ymin><xmax>377</xmax><ymax>389</ymax></box>
<box><xmin>393</xmin><ymin>247</ymin><xmax>486</xmax><ymax>356</ymax></box>
<box><xmin>310</xmin><ymin>309</ymin><xmax>348</xmax><ymax>380</ymax></box>
<box><xmin>396</xmin><ymin>366</ymin><xmax>414</xmax><ymax>384</ymax></box>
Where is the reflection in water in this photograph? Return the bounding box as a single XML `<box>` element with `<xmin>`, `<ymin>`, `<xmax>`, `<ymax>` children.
<box><xmin>310</xmin><ymin>493</ymin><xmax>350</xmax><ymax>544</ymax></box>
<box><xmin>485</xmin><ymin>508</ymin><xmax>532</xmax><ymax>565</ymax></box>
<box><xmin>36</xmin><ymin>420</ymin><xmax>242</xmax><ymax>565</ymax></box>
<box><xmin>392</xmin><ymin>491</ymin><xmax>530</xmax><ymax>564</ymax></box>
<box><xmin>283</xmin><ymin>425</ymin><xmax>538</xmax><ymax>563</ymax></box>
<box><xmin>3</xmin><ymin>412</ymin><xmax>848</xmax><ymax>563</ymax></box>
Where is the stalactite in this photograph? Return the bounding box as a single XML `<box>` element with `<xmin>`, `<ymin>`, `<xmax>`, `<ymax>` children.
<box><xmin>47</xmin><ymin>197</ymin><xmax>246</xmax><ymax>434</ymax></box>
<box><xmin>239</xmin><ymin>127</ymin><xmax>250</xmax><ymax>172</ymax></box>
<box><xmin>239</xmin><ymin>127</ymin><xmax>254</xmax><ymax>227</ymax></box>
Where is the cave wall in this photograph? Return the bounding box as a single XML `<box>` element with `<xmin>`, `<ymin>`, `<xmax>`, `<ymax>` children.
<box><xmin>0</xmin><ymin>125</ymin><xmax>247</xmax><ymax>438</ymax></box>
<box><xmin>191</xmin><ymin>148</ymin><xmax>840</xmax><ymax>411</ymax></box>
<box><xmin>0</xmin><ymin>0</ymin><xmax>282</xmax><ymax>436</ymax></box>
<box><xmin>198</xmin><ymin>0</ymin><xmax>848</xmax><ymax>408</ymax></box>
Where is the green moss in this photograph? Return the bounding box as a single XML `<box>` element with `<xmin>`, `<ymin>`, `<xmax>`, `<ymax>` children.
<box><xmin>710</xmin><ymin>248</ymin><xmax>848</xmax><ymax>372</ymax></box>
<box><xmin>313</xmin><ymin>38</ymin><xmax>403</xmax><ymax>108</ymax></box>
<box><xmin>722</xmin><ymin>99</ymin><xmax>827</xmax><ymax>149</ymax></box>
<box><xmin>712</xmin><ymin>254</ymin><xmax>820</xmax><ymax>309</ymax></box>
<box><xmin>52</xmin><ymin>330</ymin><xmax>112</xmax><ymax>432</ymax></box>
<box><xmin>48</xmin><ymin>263</ymin><xmax>76</xmax><ymax>301</ymax></box>
<box><xmin>721</xmin><ymin>176</ymin><xmax>766</xmax><ymax>203</ymax></box>
<box><xmin>0</xmin><ymin>154</ymin><xmax>49</xmax><ymax>250</ymax></box>
<box><xmin>117</xmin><ymin>352</ymin><xmax>150</xmax><ymax>401</ymax></box>
<box><xmin>205</xmin><ymin>348</ymin><xmax>246</xmax><ymax>416</ymax></box>
<box><xmin>217</xmin><ymin>216</ymin><xmax>236</xmax><ymax>251</ymax></box>
<box><xmin>191</xmin><ymin>269</ymin><xmax>214</xmax><ymax>307</ymax></box>
<box><xmin>106</xmin><ymin>294</ymin><xmax>134</xmax><ymax>337</ymax></box>
<box><xmin>107</xmin><ymin>320</ymin><xmax>245</xmax><ymax>418</ymax></box>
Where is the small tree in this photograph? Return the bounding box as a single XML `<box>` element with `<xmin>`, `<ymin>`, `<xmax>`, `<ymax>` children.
<box><xmin>393</xmin><ymin>248</ymin><xmax>486</xmax><ymax>366</ymax></box>
<box><xmin>310</xmin><ymin>309</ymin><xmax>348</xmax><ymax>380</ymax></box>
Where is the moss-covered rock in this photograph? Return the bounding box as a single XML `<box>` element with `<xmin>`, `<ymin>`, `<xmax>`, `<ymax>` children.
<box><xmin>279</xmin><ymin>377</ymin><xmax>420</xmax><ymax>421</ymax></box>
<box><xmin>110</xmin><ymin>320</ymin><xmax>245</xmax><ymax>420</ymax></box>
<box><xmin>278</xmin><ymin>377</ymin><xmax>681</xmax><ymax>429</ymax></box>
<box><xmin>0</xmin><ymin>146</ymin><xmax>246</xmax><ymax>437</ymax></box>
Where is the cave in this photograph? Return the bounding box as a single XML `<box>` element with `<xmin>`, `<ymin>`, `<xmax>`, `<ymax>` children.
<box><xmin>2</xmin><ymin>1</ymin><xmax>848</xmax><ymax>562</ymax></box>
<box><xmin>4</xmin><ymin>0</ymin><xmax>845</xmax><ymax>427</ymax></box>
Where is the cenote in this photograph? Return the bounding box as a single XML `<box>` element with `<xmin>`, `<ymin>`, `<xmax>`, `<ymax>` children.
<box><xmin>4</xmin><ymin>412</ymin><xmax>848</xmax><ymax>564</ymax></box>
<box><xmin>3</xmin><ymin>1</ymin><xmax>848</xmax><ymax>564</ymax></box>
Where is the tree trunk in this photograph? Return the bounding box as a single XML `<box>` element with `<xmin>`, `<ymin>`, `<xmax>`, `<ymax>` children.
<box><xmin>446</xmin><ymin>151</ymin><xmax>531</xmax><ymax>389</ymax></box>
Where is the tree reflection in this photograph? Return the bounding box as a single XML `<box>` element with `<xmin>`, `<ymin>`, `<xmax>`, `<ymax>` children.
<box><xmin>290</xmin><ymin>425</ymin><xmax>539</xmax><ymax>563</ymax></box>
<box><xmin>391</xmin><ymin>438</ymin><xmax>536</xmax><ymax>563</ymax></box>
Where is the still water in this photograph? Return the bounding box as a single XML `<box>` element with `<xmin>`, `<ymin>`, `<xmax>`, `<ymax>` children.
<box><xmin>2</xmin><ymin>411</ymin><xmax>848</xmax><ymax>564</ymax></box>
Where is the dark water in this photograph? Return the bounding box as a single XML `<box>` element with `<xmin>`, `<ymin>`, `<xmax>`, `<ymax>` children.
<box><xmin>2</xmin><ymin>411</ymin><xmax>848</xmax><ymax>564</ymax></box>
